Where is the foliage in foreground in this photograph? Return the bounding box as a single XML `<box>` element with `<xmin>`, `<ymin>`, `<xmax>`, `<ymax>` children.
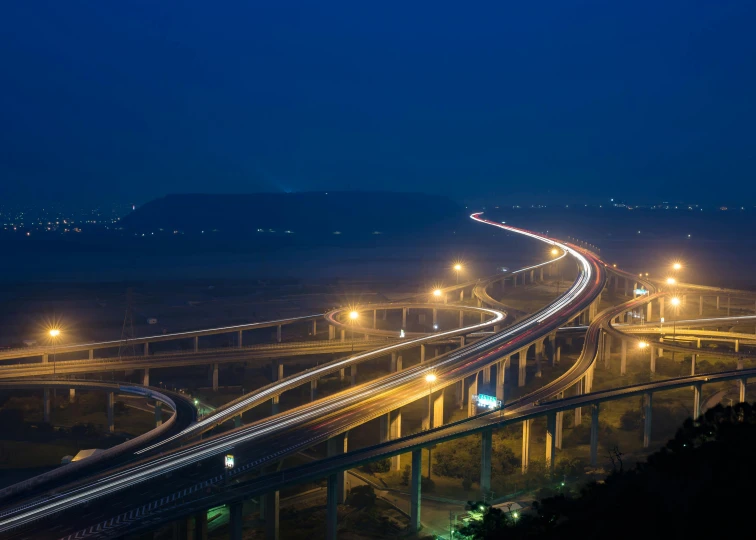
<box><xmin>457</xmin><ymin>403</ymin><xmax>756</xmax><ymax>539</ymax></box>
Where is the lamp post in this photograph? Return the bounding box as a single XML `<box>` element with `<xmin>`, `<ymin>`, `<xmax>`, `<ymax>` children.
<box><xmin>551</xmin><ymin>248</ymin><xmax>561</xmax><ymax>293</ymax></box>
<box><xmin>453</xmin><ymin>264</ymin><xmax>462</xmax><ymax>285</ymax></box>
<box><xmin>348</xmin><ymin>310</ymin><xmax>359</xmax><ymax>353</ymax></box>
<box><xmin>670</xmin><ymin>297</ymin><xmax>681</xmax><ymax>362</ymax></box>
<box><xmin>49</xmin><ymin>329</ymin><xmax>61</xmax><ymax>378</ymax></box>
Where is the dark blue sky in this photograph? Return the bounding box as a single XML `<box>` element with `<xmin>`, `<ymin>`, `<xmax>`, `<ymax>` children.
<box><xmin>2</xmin><ymin>1</ymin><xmax>755</xmax><ymax>206</ymax></box>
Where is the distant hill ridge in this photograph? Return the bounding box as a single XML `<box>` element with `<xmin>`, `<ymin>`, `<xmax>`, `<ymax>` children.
<box><xmin>120</xmin><ymin>192</ymin><xmax>462</xmax><ymax>235</ymax></box>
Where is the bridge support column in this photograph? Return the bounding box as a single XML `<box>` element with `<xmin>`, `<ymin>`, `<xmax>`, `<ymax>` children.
<box><xmin>329</xmin><ymin>325</ymin><xmax>335</xmax><ymax>340</ymax></box>
<box><xmin>555</xmin><ymin>406</ymin><xmax>564</xmax><ymax>449</ymax></box>
<box><xmin>234</xmin><ymin>415</ymin><xmax>242</xmax><ymax>428</ymax></box>
<box><xmin>194</xmin><ymin>510</ymin><xmax>208</xmax><ymax>540</ymax></box>
<box><xmin>738</xmin><ymin>357</ymin><xmax>744</xmax><ymax>370</ymax></box>
<box><xmin>740</xmin><ymin>378</ymin><xmax>747</xmax><ymax>403</ymax></box>
<box><xmin>264</xmin><ymin>491</ymin><xmax>279</xmax><ymax>540</ymax></box>
<box><xmin>646</xmin><ymin>301</ymin><xmax>652</xmax><ymax>322</ymax></box>
<box><xmin>194</xmin><ymin>336</ymin><xmax>199</xmax><ymax>353</ymax></box>
<box><xmin>402</xmin><ymin>308</ymin><xmax>407</xmax><ymax>329</ymax></box>
<box><xmin>420</xmin><ymin>344</ymin><xmax>426</xmax><ymax>363</ymax></box>
<box><xmin>535</xmin><ymin>340</ymin><xmax>544</xmax><ymax>378</ymax></box>
<box><xmin>432</xmin><ymin>308</ymin><xmax>438</xmax><ymax>327</ymax></box>
<box><xmin>43</xmin><ymin>389</ymin><xmax>51</xmax><ymax>423</ymax></box>
<box><xmin>518</xmin><ymin>347</ymin><xmax>527</xmax><ymax>387</ymax></box>
<box><xmin>327</xmin><ymin>474</ymin><xmax>339</xmax><ymax>540</ymax></box>
<box><xmin>238</xmin><ymin>330</ymin><xmax>243</xmax><ymax>348</ymax></box>
<box><xmin>728</xmin><ymin>296</ymin><xmax>731</xmax><ymax>316</ymax></box>
<box><xmin>340</xmin><ymin>329</ymin><xmax>345</xmax><ymax>342</ymax></box>
<box><xmin>716</xmin><ymin>296</ymin><xmax>720</xmax><ymax>310</ymax></box>
<box><xmin>88</xmin><ymin>349</ymin><xmax>94</xmax><ymax>360</ymax></box>
<box><xmin>327</xmin><ymin>432</ymin><xmax>349</xmax><ymax>503</ymax></box>
<box><xmin>548</xmin><ymin>333</ymin><xmax>557</xmax><ymax>366</ymax></box>
<box><xmin>480</xmin><ymin>429</ymin><xmax>492</xmax><ymax>496</ymax></box>
<box><xmin>546</xmin><ymin>412</ymin><xmax>557</xmax><ymax>471</ymax></box>
<box><xmin>620</xmin><ymin>340</ymin><xmax>627</xmax><ymax>376</ymax></box>
<box><xmin>229</xmin><ymin>501</ymin><xmax>243</xmax><ymax>540</ymax></box>
<box><xmin>530</xmin><ymin>269</ymin><xmax>534</xmax><ymax>283</ymax></box>
<box><xmin>373</xmin><ymin>309</ymin><xmax>377</xmax><ymax>329</ymax></box>
<box><xmin>495</xmin><ymin>358</ymin><xmax>507</xmax><ymax>402</ymax></box>
<box><xmin>459</xmin><ymin>311</ymin><xmax>464</xmax><ymax>328</ymax></box>
<box><xmin>693</xmin><ymin>383</ymin><xmax>702</xmax><ymax>419</ymax></box>
<box><xmin>144</xmin><ymin>343</ymin><xmax>149</xmax><ymax>356</ymax></box>
<box><xmin>69</xmin><ymin>388</ymin><xmax>76</xmax><ymax>403</ymax></box>
<box><xmin>556</xmin><ymin>346</ymin><xmax>561</xmax><ymax>364</ymax></box>
<box><xmin>691</xmin><ymin>354</ymin><xmax>697</xmax><ymax>376</ymax></box>
<box><xmin>276</xmin><ymin>325</ymin><xmax>282</xmax><ymax>343</ymax></box>
<box><xmin>460</xmin><ymin>289</ymin><xmax>464</xmax><ymax>301</ymax></box>
<box><xmin>142</xmin><ymin>367</ymin><xmax>150</xmax><ymax>387</ymax></box>
<box><xmin>574</xmin><ymin>379</ymin><xmax>583</xmax><ymax>426</ymax></box>
<box><xmin>539</xmin><ymin>267</ymin><xmax>544</xmax><ymax>281</ymax></box>
<box><xmin>310</xmin><ymin>379</ymin><xmax>318</xmax><ymax>401</ymax></box>
<box><xmin>432</xmin><ymin>389</ymin><xmax>444</xmax><ymax>428</ymax></box>
<box><xmin>521</xmin><ymin>419</ymin><xmax>531</xmax><ymax>473</ymax></box>
<box><xmin>482</xmin><ymin>365</ymin><xmax>491</xmax><ymax>388</ymax></box>
<box><xmin>659</xmin><ymin>297</ymin><xmax>665</xmax><ymax>321</ymax></box>
<box><xmin>466</xmin><ymin>375</ymin><xmax>478</xmax><ymax>417</ymax></box>
<box><xmin>107</xmin><ymin>391</ymin><xmax>115</xmax><ymax>433</ymax></box>
<box><xmin>350</xmin><ymin>364</ymin><xmax>358</xmax><ymax>386</ymax></box>
<box><xmin>603</xmin><ymin>333</ymin><xmax>611</xmax><ymax>369</ymax></box>
<box><xmin>410</xmin><ymin>449</ymin><xmax>422</xmax><ymax>533</ymax></box>
<box><xmin>736</xmin><ymin>339</ymin><xmax>740</xmax><ymax>353</ymax></box>
<box><xmin>312</xmin><ymin>320</ymin><xmax>317</xmax><ymax>336</ymax></box>
<box><xmin>212</xmin><ymin>363</ymin><xmax>219</xmax><ymax>391</ymax></box>
<box><xmin>643</xmin><ymin>393</ymin><xmax>653</xmax><ymax>448</ymax></box>
<box><xmin>650</xmin><ymin>345</ymin><xmax>657</xmax><ymax>373</ymax></box>
<box><xmin>154</xmin><ymin>400</ymin><xmax>163</xmax><ymax>427</ymax></box>
<box><xmin>590</xmin><ymin>403</ymin><xmax>600</xmax><ymax>467</ymax></box>
<box><xmin>699</xmin><ymin>295</ymin><xmax>704</xmax><ymax>316</ymax></box>
<box><xmin>584</xmin><ymin>365</ymin><xmax>594</xmax><ymax>394</ymax></box>
<box><xmin>390</xmin><ymin>353</ymin><xmax>402</xmax><ymax>372</ymax></box>
<box><xmin>272</xmin><ymin>361</ymin><xmax>283</xmax><ymax>413</ymax></box>
<box><xmin>390</xmin><ymin>409</ymin><xmax>402</xmax><ymax>471</ymax></box>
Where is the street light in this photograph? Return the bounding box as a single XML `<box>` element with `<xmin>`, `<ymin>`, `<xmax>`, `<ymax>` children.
<box><xmin>433</xmin><ymin>288</ymin><xmax>442</xmax><ymax>299</ymax></box>
<box><xmin>672</xmin><ymin>262</ymin><xmax>682</xmax><ymax>271</ymax></box>
<box><xmin>666</xmin><ymin>277</ymin><xmax>676</xmax><ymax>286</ymax></box>
<box><xmin>551</xmin><ymin>248</ymin><xmax>559</xmax><ymax>256</ymax></box>
<box><xmin>424</xmin><ymin>372</ymin><xmax>437</xmax><ymax>478</ymax></box>
<box><xmin>49</xmin><ymin>329</ymin><xmax>61</xmax><ymax>378</ymax></box>
<box><xmin>670</xmin><ymin>297</ymin><xmax>681</xmax><ymax>362</ymax></box>
<box><xmin>349</xmin><ymin>310</ymin><xmax>359</xmax><ymax>352</ymax></box>
<box><xmin>638</xmin><ymin>341</ymin><xmax>648</xmax><ymax>349</ymax></box>
<box><xmin>453</xmin><ymin>263</ymin><xmax>463</xmax><ymax>284</ymax></box>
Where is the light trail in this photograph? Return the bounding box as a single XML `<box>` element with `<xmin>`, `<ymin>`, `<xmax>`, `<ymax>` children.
<box><xmin>0</xmin><ymin>214</ymin><xmax>596</xmax><ymax>534</ymax></box>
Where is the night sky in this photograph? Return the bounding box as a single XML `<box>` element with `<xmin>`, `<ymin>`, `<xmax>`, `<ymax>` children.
<box><xmin>2</xmin><ymin>1</ymin><xmax>755</xmax><ymax>206</ymax></box>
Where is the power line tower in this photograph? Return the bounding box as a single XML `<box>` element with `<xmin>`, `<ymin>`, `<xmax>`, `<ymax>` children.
<box><xmin>118</xmin><ymin>288</ymin><xmax>138</xmax><ymax>359</ymax></box>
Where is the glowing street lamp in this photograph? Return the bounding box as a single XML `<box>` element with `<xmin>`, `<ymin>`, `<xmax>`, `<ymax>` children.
<box><xmin>638</xmin><ymin>341</ymin><xmax>648</xmax><ymax>349</ymax></box>
<box><xmin>424</xmin><ymin>372</ymin><xmax>437</xmax><ymax>430</ymax></box>
<box><xmin>348</xmin><ymin>310</ymin><xmax>359</xmax><ymax>352</ymax></box>
<box><xmin>49</xmin><ymin>328</ymin><xmax>61</xmax><ymax>377</ymax></box>
<box><xmin>453</xmin><ymin>263</ymin><xmax>463</xmax><ymax>284</ymax></box>
<box><xmin>551</xmin><ymin>248</ymin><xmax>559</xmax><ymax>256</ymax></box>
<box><xmin>670</xmin><ymin>297</ymin><xmax>682</xmax><ymax>362</ymax></box>
<box><xmin>672</xmin><ymin>262</ymin><xmax>682</xmax><ymax>271</ymax></box>
<box><xmin>433</xmin><ymin>288</ymin><xmax>442</xmax><ymax>299</ymax></box>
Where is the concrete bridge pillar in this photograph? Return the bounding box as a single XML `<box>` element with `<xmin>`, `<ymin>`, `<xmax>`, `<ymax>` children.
<box><xmin>693</xmin><ymin>383</ymin><xmax>702</xmax><ymax>420</ymax></box>
<box><xmin>555</xmin><ymin>401</ymin><xmax>564</xmax><ymax>449</ymax></box>
<box><xmin>604</xmin><ymin>333</ymin><xmax>612</xmax><ymax>369</ymax></box>
<box><xmin>373</xmin><ymin>309</ymin><xmax>377</xmax><ymax>329</ymax></box>
<box><xmin>548</xmin><ymin>333</ymin><xmax>557</xmax><ymax>366</ymax></box>
<box><xmin>329</xmin><ymin>325</ymin><xmax>335</xmax><ymax>340</ymax></box>
<box><xmin>194</xmin><ymin>336</ymin><xmax>199</xmax><ymax>353</ymax></box>
<box><xmin>390</xmin><ymin>353</ymin><xmax>403</xmax><ymax>372</ymax></box>
<box><xmin>727</xmin><ymin>296</ymin><xmax>731</xmax><ymax>316</ymax></box>
<box><xmin>154</xmin><ymin>400</ymin><xmax>163</xmax><ymax>427</ymax></box>
<box><xmin>43</xmin><ymin>389</ymin><xmax>51</xmax><ymax>423</ymax></box>
<box><xmin>144</xmin><ymin>342</ymin><xmax>150</xmax><ymax>356</ymax></box>
<box><xmin>420</xmin><ymin>344</ymin><xmax>426</xmax><ymax>363</ymax></box>
<box><xmin>699</xmin><ymin>295</ymin><xmax>704</xmax><ymax>316</ymax></box>
<box><xmin>716</xmin><ymin>296</ymin><xmax>720</xmax><ymax>310</ymax></box>
<box><xmin>312</xmin><ymin>320</ymin><xmax>317</xmax><ymax>336</ymax></box>
<box><xmin>88</xmin><ymin>349</ymin><xmax>94</xmax><ymax>360</ymax></box>
<box><xmin>466</xmin><ymin>375</ymin><xmax>479</xmax><ymax>417</ymax></box>
<box><xmin>402</xmin><ymin>308</ymin><xmax>407</xmax><ymax>328</ymax></box>
<box><xmin>659</xmin><ymin>297</ymin><xmax>665</xmax><ymax>321</ymax></box>
<box><xmin>691</xmin><ymin>354</ymin><xmax>697</xmax><ymax>376</ymax></box>
<box><xmin>735</xmin><ymin>339</ymin><xmax>740</xmax><ymax>353</ymax></box>
<box><xmin>495</xmin><ymin>358</ymin><xmax>508</xmax><ymax>402</ymax></box>
<box><xmin>459</xmin><ymin>311</ymin><xmax>464</xmax><ymax>328</ymax></box>
<box><xmin>530</xmin><ymin>269</ymin><xmax>534</xmax><ymax>283</ymax></box>
<box><xmin>535</xmin><ymin>340</ymin><xmax>544</xmax><ymax>378</ymax></box>
<box><xmin>264</xmin><ymin>491</ymin><xmax>279</xmax><ymax>540</ymax></box>
<box><xmin>620</xmin><ymin>340</ymin><xmax>627</xmax><ymax>376</ymax></box>
<box><xmin>556</xmin><ymin>346</ymin><xmax>561</xmax><ymax>364</ymax></box>
<box><xmin>459</xmin><ymin>335</ymin><xmax>466</xmax><ymax>348</ymax></box>
<box><xmin>658</xmin><ymin>337</ymin><xmax>664</xmax><ymax>358</ymax></box>
<box><xmin>234</xmin><ymin>415</ymin><xmax>242</xmax><ymax>428</ymax></box>
<box><xmin>238</xmin><ymin>330</ymin><xmax>243</xmax><ymax>348</ymax></box>
<box><xmin>310</xmin><ymin>379</ymin><xmax>318</xmax><ymax>401</ymax></box>
<box><xmin>650</xmin><ymin>344</ymin><xmax>657</xmax><ymax>373</ymax></box>
<box><xmin>229</xmin><ymin>501</ymin><xmax>243</xmax><ymax>540</ymax></box>
<box><xmin>590</xmin><ymin>403</ymin><xmax>600</xmax><ymax>467</ymax></box>
<box><xmin>326</xmin><ymin>474</ymin><xmax>339</xmax><ymax>540</ymax></box>
<box><xmin>194</xmin><ymin>511</ymin><xmax>208</xmax><ymax>540</ymax></box>
<box><xmin>350</xmin><ymin>364</ymin><xmax>358</xmax><ymax>386</ymax></box>
<box><xmin>539</xmin><ymin>267</ymin><xmax>544</xmax><ymax>281</ymax></box>
<box><xmin>546</xmin><ymin>412</ymin><xmax>557</xmax><ymax>471</ymax></box>
<box><xmin>432</xmin><ymin>389</ymin><xmax>445</xmax><ymax>428</ymax></box>
<box><xmin>142</xmin><ymin>368</ymin><xmax>150</xmax><ymax>387</ymax></box>
<box><xmin>69</xmin><ymin>388</ymin><xmax>76</xmax><ymax>403</ymax></box>
<box><xmin>432</xmin><ymin>308</ymin><xmax>438</xmax><ymax>327</ymax></box>
<box><xmin>276</xmin><ymin>325</ymin><xmax>282</xmax><ymax>343</ymax></box>
<box><xmin>480</xmin><ymin>429</ymin><xmax>492</xmax><ymax>496</ymax></box>
<box><xmin>647</xmin><ymin>301</ymin><xmax>653</xmax><ymax>322</ymax></box>
<box><xmin>643</xmin><ymin>393</ymin><xmax>653</xmax><ymax>448</ymax></box>
<box><xmin>327</xmin><ymin>432</ymin><xmax>349</xmax><ymax>504</ymax></box>
<box><xmin>482</xmin><ymin>365</ymin><xmax>491</xmax><ymax>388</ymax></box>
<box><xmin>740</xmin><ymin>378</ymin><xmax>747</xmax><ymax>403</ymax></box>
<box><xmin>390</xmin><ymin>410</ymin><xmax>402</xmax><ymax>471</ymax></box>
<box><xmin>340</xmin><ymin>329</ymin><xmax>345</xmax><ymax>342</ymax></box>
<box><xmin>574</xmin><ymin>378</ymin><xmax>583</xmax><ymax>426</ymax></box>
<box><xmin>460</xmin><ymin>289</ymin><xmax>464</xmax><ymax>301</ymax></box>
<box><xmin>584</xmin><ymin>365</ymin><xmax>595</xmax><ymax>394</ymax></box>
<box><xmin>212</xmin><ymin>363</ymin><xmax>219</xmax><ymax>392</ymax></box>
<box><xmin>271</xmin><ymin>361</ymin><xmax>283</xmax><ymax>413</ymax></box>
<box><xmin>107</xmin><ymin>391</ymin><xmax>115</xmax><ymax>433</ymax></box>
<box><xmin>521</xmin><ymin>419</ymin><xmax>532</xmax><ymax>473</ymax></box>
<box><xmin>383</xmin><ymin>309</ymin><xmax>387</xmax><ymax>321</ymax></box>
<box><xmin>518</xmin><ymin>347</ymin><xmax>528</xmax><ymax>387</ymax></box>
<box><xmin>410</xmin><ymin>449</ymin><xmax>422</xmax><ymax>533</ymax></box>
